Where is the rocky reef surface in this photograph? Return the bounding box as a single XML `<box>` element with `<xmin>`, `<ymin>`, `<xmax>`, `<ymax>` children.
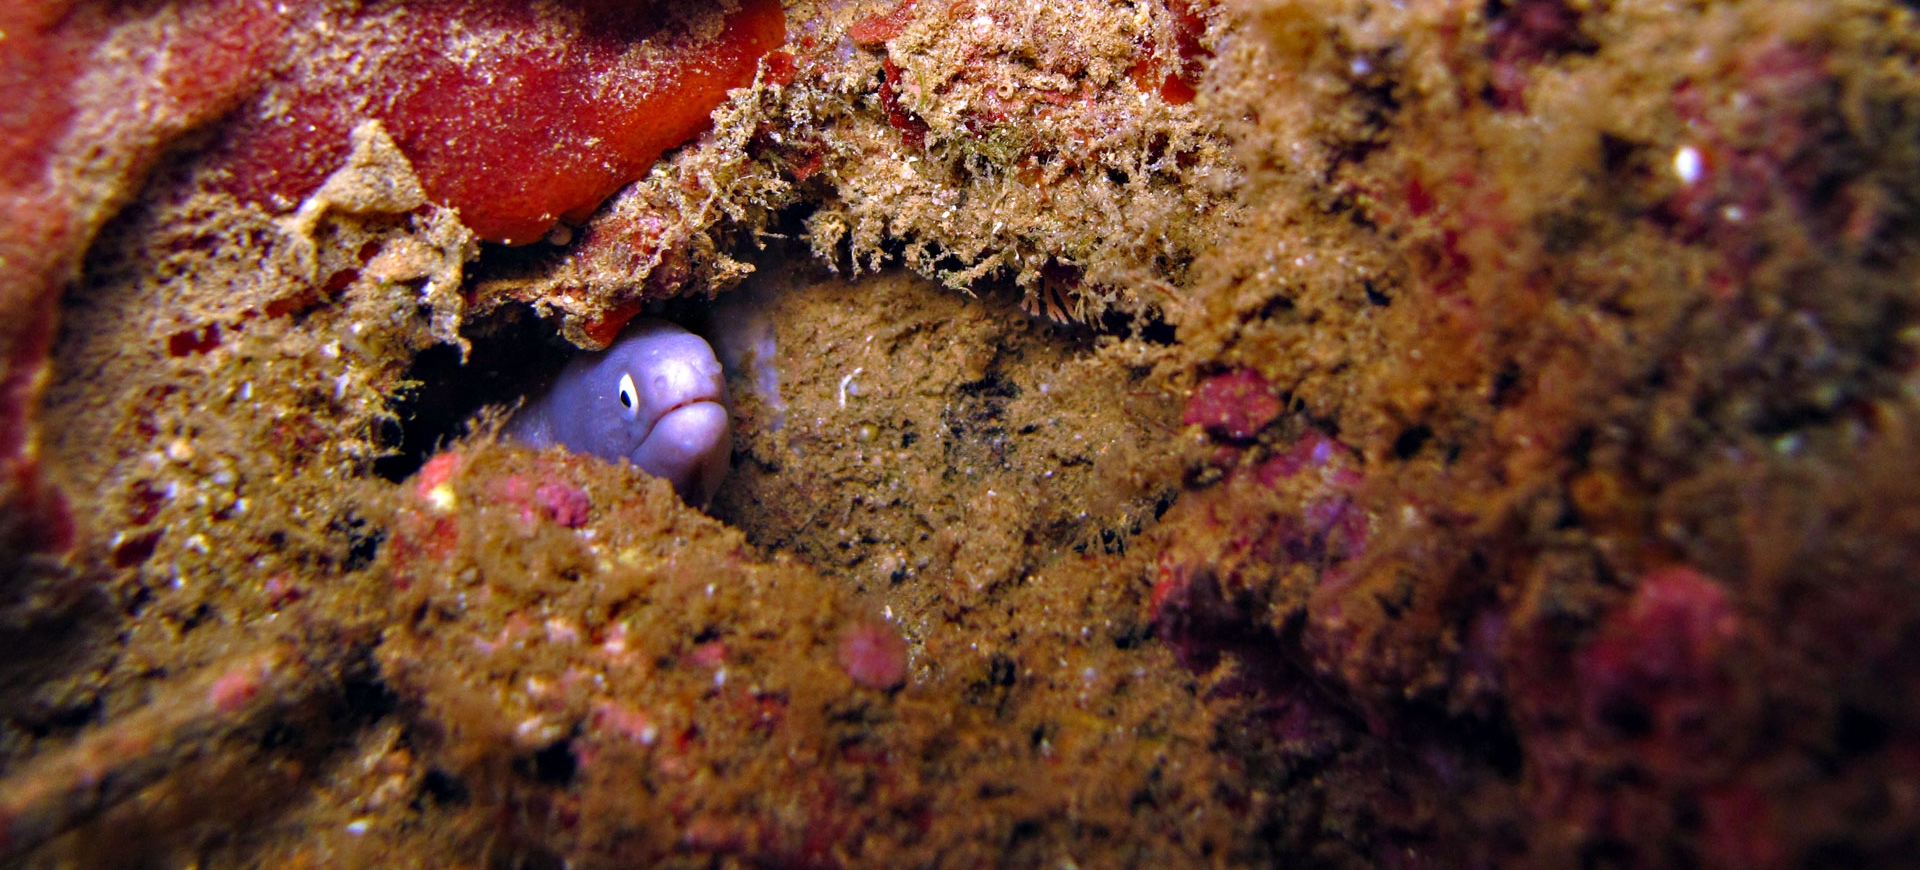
<box><xmin>3</xmin><ymin>0</ymin><xmax>1919</xmax><ymax>867</ymax></box>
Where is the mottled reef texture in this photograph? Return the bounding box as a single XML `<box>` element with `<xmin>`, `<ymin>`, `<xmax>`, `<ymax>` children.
<box><xmin>4</xmin><ymin>0</ymin><xmax>1920</xmax><ymax>867</ymax></box>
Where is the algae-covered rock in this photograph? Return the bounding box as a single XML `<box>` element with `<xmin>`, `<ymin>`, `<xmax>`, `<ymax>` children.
<box><xmin>6</xmin><ymin>0</ymin><xmax>1920</xmax><ymax>867</ymax></box>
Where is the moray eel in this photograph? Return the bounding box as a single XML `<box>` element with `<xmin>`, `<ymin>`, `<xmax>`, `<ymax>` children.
<box><xmin>505</xmin><ymin>319</ymin><xmax>731</xmax><ymax>505</ymax></box>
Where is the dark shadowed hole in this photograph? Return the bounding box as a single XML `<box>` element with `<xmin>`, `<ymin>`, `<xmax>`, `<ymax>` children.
<box><xmin>957</xmin><ymin>371</ymin><xmax>1020</xmax><ymax>399</ymax></box>
<box><xmin>371</xmin><ymin>308</ymin><xmax>577</xmax><ymax>482</ymax></box>
<box><xmin>1392</xmin><ymin>424</ymin><xmax>1433</xmax><ymax>459</ymax></box>
<box><xmin>1489</xmin><ymin>363</ymin><xmax>1522</xmax><ymax>407</ymax></box>
<box><xmin>258</xmin><ymin>721</ymin><xmax>302</xmax><ymax>751</ymax></box>
<box><xmin>1598</xmin><ymin>698</ymin><xmax>1654</xmax><ymax>739</ymax></box>
<box><xmin>20</xmin><ymin>696</ymin><xmax>102</xmax><ymax>739</ymax></box>
<box><xmin>515</xmin><ymin>847</ymin><xmax>567</xmax><ymax>870</ymax></box>
<box><xmin>1109</xmin><ymin>620</ymin><xmax>1149</xmax><ymax>650</ymax></box>
<box><xmin>342</xmin><ymin>672</ymin><xmax>401</xmax><ymax>721</ymax></box>
<box><xmin>1577</xmin><ymin>837</ymin><xmax>1635</xmax><ymax>870</ymax></box>
<box><xmin>1832</xmin><ymin>703</ymin><xmax>1890</xmax><ymax>758</ymax></box>
<box><xmin>414</xmin><ymin>769</ymin><xmax>470</xmax><ymax>808</ymax></box>
<box><xmin>331</xmin><ymin>513</ymin><xmax>384</xmax><ymax>571</ymax></box>
<box><xmin>1095</xmin><ymin>304</ymin><xmax>1177</xmax><ymax>346</ymax></box>
<box><xmin>522</xmin><ymin>738</ymin><xmax>578</xmax><ymax>786</ymax></box>
<box><xmin>988</xmin><ymin>654</ymin><xmax>1018</xmax><ymax>687</ymax></box>
<box><xmin>1800</xmin><ymin>841</ymin><xmax>1870</xmax><ymax>870</ymax></box>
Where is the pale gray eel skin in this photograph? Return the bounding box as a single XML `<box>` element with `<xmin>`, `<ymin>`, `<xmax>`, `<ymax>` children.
<box><xmin>504</xmin><ymin>319</ymin><xmax>730</xmax><ymax>506</ymax></box>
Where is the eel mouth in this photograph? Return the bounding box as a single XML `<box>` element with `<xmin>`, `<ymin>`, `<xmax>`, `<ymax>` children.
<box><xmin>633</xmin><ymin>399</ymin><xmax>732</xmax><ymax>506</ymax></box>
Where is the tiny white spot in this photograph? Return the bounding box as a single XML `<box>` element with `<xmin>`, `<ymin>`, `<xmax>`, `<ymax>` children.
<box><xmin>1673</xmin><ymin>146</ymin><xmax>1703</xmax><ymax>185</ymax></box>
<box><xmin>1722</xmin><ymin>205</ymin><xmax>1746</xmax><ymax>222</ymax></box>
<box><xmin>838</xmin><ymin>368</ymin><xmax>864</xmax><ymax>408</ymax></box>
<box><xmin>515</xmin><ymin>716</ymin><xmax>557</xmax><ymax>743</ymax></box>
<box><xmin>345</xmin><ymin>819</ymin><xmax>371</xmax><ymax>835</ymax></box>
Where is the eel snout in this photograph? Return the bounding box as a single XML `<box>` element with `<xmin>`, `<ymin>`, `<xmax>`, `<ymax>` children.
<box><xmin>505</xmin><ymin>319</ymin><xmax>731</xmax><ymax>505</ymax></box>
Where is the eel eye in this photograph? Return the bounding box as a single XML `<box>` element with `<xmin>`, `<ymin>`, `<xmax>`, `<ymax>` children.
<box><xmin>618</xmin><ymin>373</ymin><xmax>638</xmax><ymax>415</ymax></box>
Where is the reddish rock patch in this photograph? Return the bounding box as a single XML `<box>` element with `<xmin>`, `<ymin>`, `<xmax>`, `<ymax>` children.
<box><xmin>206</xmin><ymin>0</ymin><xmax>786</xmax><ymax>244</ymax></box>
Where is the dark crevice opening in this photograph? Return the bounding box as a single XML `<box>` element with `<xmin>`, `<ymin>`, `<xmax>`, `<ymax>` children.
<box><xmin>371</xmin><ymin>307</ymin><xmax>574</xmax><ymax>482</ymax></box>
<box><xmin>373</xmin><ymin>295</ymin><xmax>730</xmax><ymax>483</ymax></box>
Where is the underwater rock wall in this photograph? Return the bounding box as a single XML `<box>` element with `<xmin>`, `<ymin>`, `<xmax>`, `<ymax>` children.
<box><xmin>3</xmin><ymin>0</ymin><xmax>1919</xmax><ymax>867</ymax></box>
